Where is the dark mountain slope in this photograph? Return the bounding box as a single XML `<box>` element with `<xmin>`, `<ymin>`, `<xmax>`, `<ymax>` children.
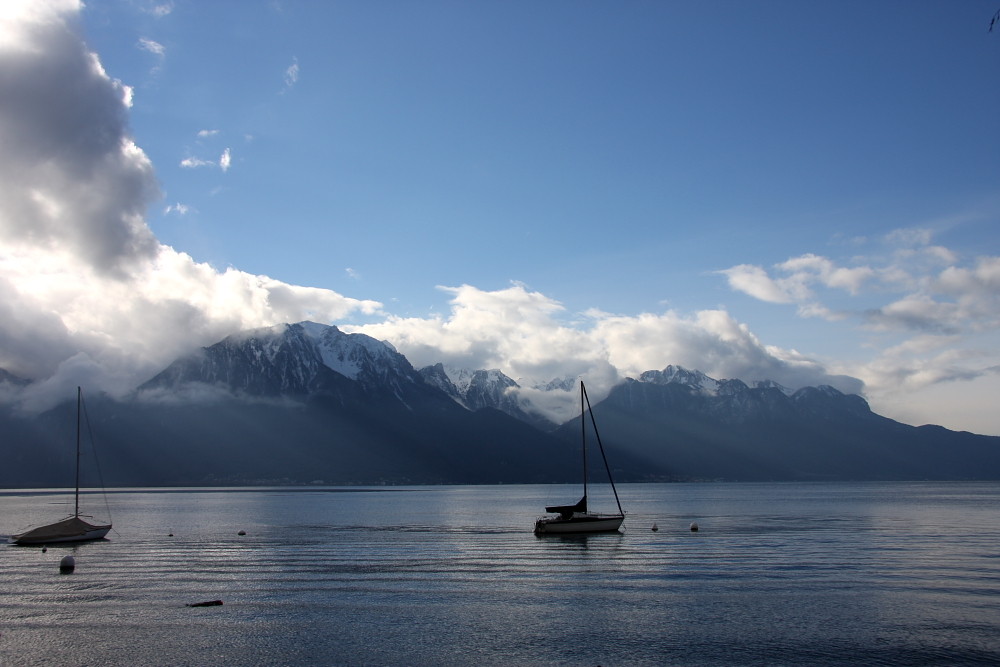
<box><xmin>2</xmin><ymin>333</ymin><xmax>999</xmax><ymax>486</ymax></box>
<box><xmin>0</xmin><ymin>324</ymin><xmax>573</xmax><ymax>487</ymax></box>
<box><xmin>553</xmin><ymin>377</ymin><xmax>1000</xmax><ymax>481</ymax></box>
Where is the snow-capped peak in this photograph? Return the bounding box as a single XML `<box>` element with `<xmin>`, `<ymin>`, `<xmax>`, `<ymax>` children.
<box><xmin>295</xmin><ymin>322</ymin><xmax>399</xmax><ymax>381</ymax></box>
<box><xmin>752</xmin><ymin>379</ymin><xmax>793</xmax><ymax>395</ymax></box>
<box><xmin>440</xmin><ymin>365</ymin><xmax>476</xmax><ymax>395</ymax></box>
<box><xmin>639</xmin><ymin>365</ymin><xmax>721</xmax><ymax>396</ymax></box>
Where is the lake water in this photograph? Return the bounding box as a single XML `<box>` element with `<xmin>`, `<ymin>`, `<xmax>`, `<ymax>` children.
<box><xmin>1</xmin><ymin>482</ymin><xmax>999</xmax><ymax>666</ymax></box>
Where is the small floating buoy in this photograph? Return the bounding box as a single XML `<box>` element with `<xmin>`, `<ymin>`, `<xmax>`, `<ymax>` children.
<box><xmin>237</xmin><ymin>530</ymin><xmax>246</xmax><ymax>536</ymax></box>
<box><xmin>59</xmin><ymin>555</ymin><xmax>75</xmax><ymax>573</ymax></box>
<box><xmin>689</xmin><ymin>522</ymin><xmax>699</xmax><ymax>532</ymax></box>
<box><xmin>651</xmin><ymin>523</ymin><xmax>659</xmax><ymax>532</ymax></box>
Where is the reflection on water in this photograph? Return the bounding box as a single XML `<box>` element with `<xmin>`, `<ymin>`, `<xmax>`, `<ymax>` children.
<box><xmin>1</xmin><ymin>482</ymin><xmax>999</xmax><ymax>666</ymax></box>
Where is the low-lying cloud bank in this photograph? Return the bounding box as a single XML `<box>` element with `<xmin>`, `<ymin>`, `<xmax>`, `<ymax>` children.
<box><xmin>345</xmin><ymin>283</ymin><xmax>862</xmax><ymax>423</ymax></box>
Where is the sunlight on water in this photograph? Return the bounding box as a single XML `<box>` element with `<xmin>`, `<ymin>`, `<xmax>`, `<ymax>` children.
<box><xmin>1</xmin><ymin>483</ymin><xmax>999</xmax><ymax>666</ymax></box>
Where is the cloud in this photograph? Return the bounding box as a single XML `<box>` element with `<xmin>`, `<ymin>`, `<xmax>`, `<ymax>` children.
<box><xmin>164</xmin><ymin>202</ymin><xmax>190</xmax><ymax>215</ymax></box>
<box><xmin>149</xmin><ymin>2</ymin><xmax>173</xmax><ymax>18</ymax></box>
<box><xmin>137</xmin><ymin>37</ymin><xmax>164</xmax><ymax>57</ymax></box>
<box><xmin>861</xmin><ymin>255</ymin><xmax>1000</xmax><ymax>337</ymax></box>
<box><xmin>0</xmin><ymin>0</ymin><xmax>79</xmax><ymax>47</ymax></box>
<box><xmin>776</xmin><ymin>254</ymin><xmax>875</xmax><ymax>295</ymax></box>
<box><xmin>180</xmin><ymin>147</ymin><xmax>231</xmax><ymax>172</ymax></box>
<box><xmin>936</xmin><ymin>256</ymin><xmax>1000</xmax><ymax>299</ymax></box>
<box><xmin>0</xmin><ymin>1</ymin><xmax>158</xmax><ymax>277</ymax></box>
<box><xmin>885</xmin><ymin>227</ymin><xmax>933</xmax><ymax>248</ymax></box>
<box><xmin>283</xmin><ymin>57</ymin><xmax>299</xmax><ymax>90</ymax></box>
<box><xmin>722</xmin><ymin>230</ymin><xmax>1000</xmax><ymax>336</ymax></box>
<box><xmin>347</xmin><ymin>283</ymin><xmax>861</xmax><ymax>422</ymax></box>
<box><xmin>719</xmin><ymin>228</ymin><xmax>1000</xmax><ymax>428</ymax></box>
<box><xmin>180</xmin><ymin>156</ymin><xmax>213</xmax><ymax>168</ymax></box>
<box><xmin>0</xmin><ymin>0</ymin><xmax>381</xmax><ymax>412</ymax></box>
<box><xmin>136</xmin><ymin>36</ymin><xmax>165</xmax><ymax>76</ymax></box>
<box><xmin>853</xmin><ymin>335</ymin><xmax>987</xmax><ymax>396</ymax></box>
<box><xmin>863</xmin><ymin>294</ymin><xmax>961</xmax><ymax>334</ymax></box>
<box><xmin>719</xmin><ymin>264</ymin><xmax>796</xmax><ymax>304</ymax></box>
<box><xmin>721</xmin><ymin>253</ymin><xmax>875</xmax><ymax>316</ymax></box>
<box><xmin>197</xmin><ymin>129</ymin><xmax>219</xmax><ymax>138</ymax></box>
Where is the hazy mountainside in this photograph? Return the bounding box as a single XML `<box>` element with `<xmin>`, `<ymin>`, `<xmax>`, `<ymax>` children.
<box><xmin>1</xmin><ymin>325</ymin><xmax>999</xmax><ymax>486</ymax></box>
<box><xmin>0</xmin><ymin>323</ymin><xmax>571</xmax><ymax>487</ymax></box>
<box><xmin>553</xmin><ymin>370</ymin><xmax>1000</xmax><ymax>481</ymax></box>
<box><xmin>418</xmin><ymin>363</ymin><xmax>557</xmax><ymax>430</ymax></box>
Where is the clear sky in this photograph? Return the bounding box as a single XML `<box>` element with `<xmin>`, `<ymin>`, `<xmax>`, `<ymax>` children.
<box><xmin>1</xmin><ymin>1</ymin><xmax>999</xmax><ymax>432</ymax></box>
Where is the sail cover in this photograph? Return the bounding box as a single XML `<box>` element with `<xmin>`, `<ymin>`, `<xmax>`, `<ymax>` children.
<box><xmin>545</xmin><ymin>495</ymin><xmax>587</xmax><ymax>518</ymax></box>
<box><xmin>13</xmin><ymin>516</ymin><xmax>108</xmax><ymax>544</ymax></box>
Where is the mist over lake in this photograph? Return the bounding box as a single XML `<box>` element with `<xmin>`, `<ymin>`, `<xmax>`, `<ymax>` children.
<box><xmin>3</xmin><ymin>482</ymin><xmax>998</xmax><ymax>666</ymax></box>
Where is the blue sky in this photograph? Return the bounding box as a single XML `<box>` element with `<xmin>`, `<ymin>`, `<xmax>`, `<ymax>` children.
<box><xmin>88</xmin><ymin>0</ymin><xmax>997</xmax><ymax>317</ymax></box>
<box><xmin>1</xmin><ymin>1</ymin><xmax>999</xmax><ymax>433</ymax></box>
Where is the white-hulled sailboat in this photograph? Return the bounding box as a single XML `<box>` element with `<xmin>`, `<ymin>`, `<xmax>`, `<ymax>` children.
<box><xmin>534</xmin><ymin>381</ymin><xmax>625</xmax><ymax>535</ymax></box>
<box><xmin>11</xmin><ymin>387</ymin><xmax>112</xmax><ymax>545</ymax></box>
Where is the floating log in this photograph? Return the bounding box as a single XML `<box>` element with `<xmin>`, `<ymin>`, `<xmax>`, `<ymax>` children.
<box><xmin>186</xmin><ymin>600</ymin><xmax>223</xmax><ymax>607</ymax></box>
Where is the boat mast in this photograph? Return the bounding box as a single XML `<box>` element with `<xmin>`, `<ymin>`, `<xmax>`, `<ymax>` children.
<box><xmin>75</xmin><ymin>386</ymin><xmax>81</xmax><ymax>518</ymax></box>
<box><xmin>580</xmin><ymin>381</ymin><xmax>588</xmax><ymax>506</ymax></box>
<box><xmin>582</xmin><ymin>381</ymin><xmax>624</xmax><ymax>517</ymax></box>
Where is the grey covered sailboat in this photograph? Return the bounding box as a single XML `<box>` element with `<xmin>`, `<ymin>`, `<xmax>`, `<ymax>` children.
<box><xmin>12</xmin><ymin>387</ymin><xmax>111</xmax><ymax>545</ymax></box>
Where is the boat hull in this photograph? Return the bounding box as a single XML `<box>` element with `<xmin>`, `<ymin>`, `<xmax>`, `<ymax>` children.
<box><xmin>11</xmin><ymin>517</ymin><xmax>111</xmax><ymax>545</ymax></box>
<box><xmin>534</xmin><ymin>514</ymin><xmax>624</xmax><ymax>535</ymax></box>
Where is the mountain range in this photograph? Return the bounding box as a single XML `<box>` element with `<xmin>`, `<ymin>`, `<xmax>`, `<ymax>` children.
<box><xmin>0</xmin><ymin>321</ymin><xmax>998</xmax><ymax>487</ymax></box>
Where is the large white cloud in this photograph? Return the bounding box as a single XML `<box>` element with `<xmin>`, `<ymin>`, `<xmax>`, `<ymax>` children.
<box><xmin>0</xmin><ymin>0</ymin><xmax>380</xmax><ymax>411</ymax></box>
<box><xmin>347</xmin><ymin>283</ymin><xmax>862</xmax><ymax>423</ymax></box>
<box><xmin>719</xmin><ymin>230</ymin><xmax>1000</xmax><ymax>433</ymax></box>
<box><xmin>0</xmin><ymin>3</ymin><xmax>157</xmax><ymax>277</ymax></box>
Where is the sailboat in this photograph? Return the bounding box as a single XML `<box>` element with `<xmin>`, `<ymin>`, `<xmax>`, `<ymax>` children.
<box><xmin>534</xmin><ymin>381</ymin><xmax>625</xmax><ymax>535</ymax></box>
<box><xmin>11</xmin><ymin>387</ymin><xmax>112</xmax><ymax>545</ymax></box>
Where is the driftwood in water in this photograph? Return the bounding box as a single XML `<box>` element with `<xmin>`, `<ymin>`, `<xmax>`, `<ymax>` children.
<box><xmin>186</xmin><ymin>600</ymin><xmax>223</xmax><ymax>607</ymax></box>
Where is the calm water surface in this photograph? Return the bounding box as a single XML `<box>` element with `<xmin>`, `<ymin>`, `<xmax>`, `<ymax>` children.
<box><xmin>1</xmin><ymin>482</ymin><xmax>999</xmax><ymax>666</ymax></box>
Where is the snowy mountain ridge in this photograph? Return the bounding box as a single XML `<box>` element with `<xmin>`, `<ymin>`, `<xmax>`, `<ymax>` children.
<box><xmin>299</xmin><ymin>321</ymin><xmax>401</xmax><ymax>382</ymax></box>
<box><xmin>637</xmin><ymin>365</ymin><xmax>793</xmax><ymax>397</ymax></box>
<box><xmin>51</xmin><ymin>320</ymin><xmax>833</xmax><ymax>426</ymax></box>
<box><xmin>4</xmin><ymin>320</ymin><xmax>1000</xmax><ymax>485</ymax></box>
<box><xmin>415</xmin><ymin>362</ymin><xmax>555</xmax><ymax>429</ymax></box>
<box><xmin>142</xmin><ymin>321</ymin><xmax>417</xmax><ymax>399</ymax></box>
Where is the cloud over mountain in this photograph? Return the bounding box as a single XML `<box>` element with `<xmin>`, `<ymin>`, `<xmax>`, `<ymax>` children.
<box><xmin>718</xmin><ymin>228</ymin><xmax>1000</xmax><ymax>429</ymax></box>
<box><xmin>347</xmin><ymin>283</ymin><xmax>862</xmax><ymax>423</ymax></box>
<box><xmin>0</xmin><ymin>0</ymin><xmax>380</xmax><ymax>411</ymax></box>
